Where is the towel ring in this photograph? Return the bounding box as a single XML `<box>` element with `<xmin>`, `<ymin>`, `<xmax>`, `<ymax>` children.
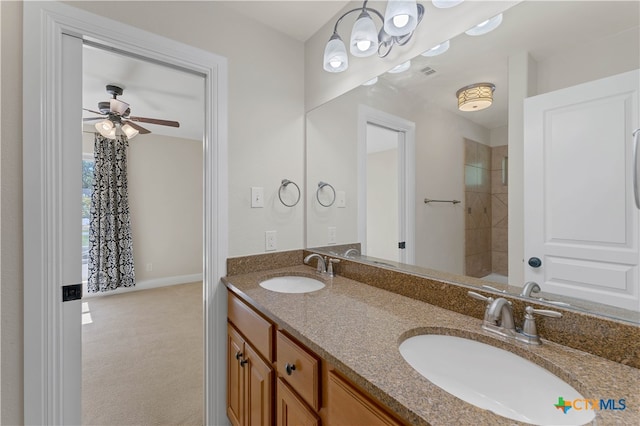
<box><xmin>316</xmin><ymin>181</ymin><xmax>336</xmax><ymax>207</ymax></box>
<box><xmin>278</xmin><ymin>179</ymin><xmax>301</xmax><ymax>207</ymax></box>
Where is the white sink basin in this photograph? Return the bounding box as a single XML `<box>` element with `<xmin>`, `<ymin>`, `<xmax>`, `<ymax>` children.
<box><xmin>399</xmin><ymin>334</ymin><xmax>595</xmax><ymax>425</ymax></box>
<box><xmin>259</xmin><ymin>276</ymin><xmax>325</xmax><ymax>294</ymax></box>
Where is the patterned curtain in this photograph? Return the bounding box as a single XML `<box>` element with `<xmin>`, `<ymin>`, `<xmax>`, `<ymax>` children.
<box><xmin>88</xmin><ymin>133</ymin><xmax>136</xmax><ymax>292</ymax></box>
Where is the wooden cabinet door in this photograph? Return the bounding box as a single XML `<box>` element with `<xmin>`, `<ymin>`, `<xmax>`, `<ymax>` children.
<box><xmin>328</xmin><ymin>371</ymin><xmax>403</xmax><ymax>426</ymax></box>
<box><xmin>227</xmin><ymin>325</ymin><xmax>245</xmax><ymax>426</ymax></box>
<box><xmin>245</xmin><ymin>343</ymin><xmax>274</xmax><ymax>426</ymax></box>
<box><xmin>276</xmin><ymin>379</ymin><xmax>319</xmax><ymax>426</ymax></box>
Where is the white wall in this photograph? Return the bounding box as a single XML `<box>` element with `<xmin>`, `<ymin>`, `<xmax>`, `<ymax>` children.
<box><xmin>1</xmin><ymin>1</ymin><xmax>305</xmax><ymax>423</ymax></box>
<box><xmin>127</xmin><ymin>134</ymin><xmax>203</xmax><ymax>283</ymax></box>
<box><xmin>413</xmin><ymin>106</ymin><xmax>490</xmax><ymax>274</ymax></box>
<box><xmin>67</xmin><ymin>1</ymin><xmax>306</xmax><ymax>258</ymax></box>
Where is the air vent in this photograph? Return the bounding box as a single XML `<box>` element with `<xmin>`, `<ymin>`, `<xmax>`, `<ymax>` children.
<box><xmin>421</xmin><ymin>66</ymin><xmax>436</xmax><ymax>76</ymax></box>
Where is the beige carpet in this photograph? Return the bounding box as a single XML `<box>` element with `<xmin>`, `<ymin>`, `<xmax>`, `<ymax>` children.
<box><xmin>82</xmin><ymin>282</ymin><xmax>203</xmax><ymax>426</ymax></box>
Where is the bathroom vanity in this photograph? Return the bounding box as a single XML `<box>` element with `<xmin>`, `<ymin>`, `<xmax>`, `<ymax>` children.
<box><xmin>223</xmin><ymin>253</ymin><xmax>639</xmax><ymax>425</ymax></box>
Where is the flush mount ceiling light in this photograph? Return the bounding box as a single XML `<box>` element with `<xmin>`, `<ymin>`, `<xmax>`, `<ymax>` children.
<box><xmin>432</xmin><ymin>0</ymin><xmax>464</xmax><ymax>9</ymax></box>
<box><xmin>465</xmin><ymin>14</ymin><xmax>503</xmax><ymax>36</ymax></box>
<box><xmin>323</xmin><ymin>0</ymin><xmax>424</xmax><ymax>73</ymax></box>
<box><xmin>456</xmin><ymin>83</ymin><xmax>495</xmax><ymax>111</ymax></box>
<box><xmin>421</xmin><ymin>39</ymin><xmax>450</xmax><ymax>57</ymax></box>
<box><xmin>387</xmin><ymin>60</ymin><xmax>411</xmax><ymax>74</ymax></box>
<box><xmin>362</xmin><ymin>76</ymin><xmax>379</xmax><ymax>86</ymax></box>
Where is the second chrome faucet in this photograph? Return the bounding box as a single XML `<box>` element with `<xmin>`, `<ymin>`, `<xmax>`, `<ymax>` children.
<box><xmin>469</xmin><ymin>291</ymin><xmax>562</xmax><ymax>345</ymax></box>
<box><xmin>304</xmin><ymin>253</ymin><xmax>340</xmax><ymax>278</ymax></box>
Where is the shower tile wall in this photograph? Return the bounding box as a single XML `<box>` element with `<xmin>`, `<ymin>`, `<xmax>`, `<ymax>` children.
<box><xmin>464</xmin><ymin>139</ymin><xmax>492</xmax><ymax>278</ymax></box>
<box><xmin>491</xmin><ymin>145</ymin><xmax>508</xmax><ymax>276</ymax></box>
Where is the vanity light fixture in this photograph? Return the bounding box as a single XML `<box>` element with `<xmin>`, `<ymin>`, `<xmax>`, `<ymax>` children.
<box><xmin>323</xmin><ymin>0</ymin><xmax>424</xmax><ymax>73</ymax></box>
<box><xmin>456</xmin><ymin>83</ymin><xmax>495</xmax><ymax>112</ymax></box>
<box><xmin>421</xmin><ymin>39</ymin><xmax>450</xmax><ymax>57</ymax></box>
<box><xmin>387</xmin><ymin>60</ymin><xmax>411</xmax><ymax>73</ymax></box>
<box><xmin>465</xmin><ymin>13</ymin><xmax>503</xmax><ymax>36</ymax></box>
<box><xmin>432</xmin><ymin>0</ymin><xmax>464</xmax><ymax>9</ymax></box>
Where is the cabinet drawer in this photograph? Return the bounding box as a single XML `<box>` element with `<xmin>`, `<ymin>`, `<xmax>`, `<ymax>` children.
<box><xmin>228</xmin><ymin>291</ymin><xmax>274</xmax><ymax>361</ymax></box>
<box><xmin>328</xmin><ymin>370</ymin><xmax>403</xmax><ymax>426</ymax></box>
<box><xmin>276</xmin><ymin>331</ymin><xmax>320</xmax><ymax>411</ymax></box>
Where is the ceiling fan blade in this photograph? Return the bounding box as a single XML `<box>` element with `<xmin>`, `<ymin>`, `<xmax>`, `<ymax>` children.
<box><xmin>83</xmin><ymin>108</ymin><xmax>105</xmax><ymax>115</ymax></box>
<box><xmin>128</xmin><ymin>116</ymin><xmax>180</xmax><ymax>128</ymax></box>
<box><xmin>123</xmin><ymin>120</ymin><xmax>151</xmax><ymax>134</ymax></box>
<box><xmin>83</xmin><ymin>117</ymin><xmax>103</xmax><ymax>122</ymax></box>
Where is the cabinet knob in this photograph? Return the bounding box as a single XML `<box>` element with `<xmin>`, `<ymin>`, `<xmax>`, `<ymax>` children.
<box><xmin>285</xmin><ymin>362</ymin><xmax>296</xmax><ymax>375</ymax></box>
<box><xmin>240</xmin><ymin>359</ymin><xmax>248</xmax><ymax>367</ymax></box>
<box><xmin>235</xmin><ymin>351</ymin><xmax>243</xmax><ymax>361</ymax></box>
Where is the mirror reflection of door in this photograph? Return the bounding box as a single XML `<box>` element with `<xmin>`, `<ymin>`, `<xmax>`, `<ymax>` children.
<box><xmin>366</xmin><ymin>123</ymin><xmax>404</xmax><ymax>262</ymax></box>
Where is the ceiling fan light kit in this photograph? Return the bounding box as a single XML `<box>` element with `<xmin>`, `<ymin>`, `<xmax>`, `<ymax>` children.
<box><xmin>83</xmin><ymin>84</ymin><xmax>180</xmax><ymax>140</ymax></box>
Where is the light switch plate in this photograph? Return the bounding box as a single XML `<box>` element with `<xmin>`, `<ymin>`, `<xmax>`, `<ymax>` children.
<box><xmin>251</xmin><ymin>187</ymin><xmax>264</xmax><ymax>208</ymax></box>
<box><xmin>336</xmin><ymin>191</ymin><xmax>346</xmax><ymax>208</ymax></box>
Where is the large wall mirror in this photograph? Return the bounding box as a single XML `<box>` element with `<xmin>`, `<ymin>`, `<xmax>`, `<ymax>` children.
<box><xmin>306</xmin><ymin>1</ymin><xmax>640</xmax><ymax>323</ymax></box>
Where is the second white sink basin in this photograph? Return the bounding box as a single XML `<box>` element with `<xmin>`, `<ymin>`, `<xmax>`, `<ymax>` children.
<box><xmin>259</xmin><ymin>276</ymin><xmax>325</xmax><ymax>293</ymax></box>
<box><xmin>399</xmin><ymin>334</ymin><xmax>595</xmax><ymax>425</ymax></box>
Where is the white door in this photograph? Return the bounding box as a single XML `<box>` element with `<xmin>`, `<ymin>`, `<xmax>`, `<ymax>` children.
<box><xmin>358</xmin><ymin>106</ymin><xmax>416</xmax><ymax>265</ymax></box>
<box><xmin>524</xmin><ymin>69</ymin><xmax>640</xmax><ymax>311</ymax></box>
<box><xmin>366</xmin><ymin>123</ymin><xmax>403</xmax><ymax>262</ymax></box>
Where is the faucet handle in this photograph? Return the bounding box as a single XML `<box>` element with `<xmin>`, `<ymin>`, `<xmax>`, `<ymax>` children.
<box><xmin>468</xmin><ymin>291</ymin><xmax>494</xmax><ymax>304</ymax></box>
<box><xmin>526</xmin><ymin>306</ymin><xmax>562</xmax><ymax>319</ymax></box>
<box><xmin>327</xmin><ymin>258</ymin><xmax>340</xmax><ymax>277</ymax></box>
<box><xmin>520</xmin><ymin>306</ymin><xmax>562</xmax><ymax>345</ymax></box>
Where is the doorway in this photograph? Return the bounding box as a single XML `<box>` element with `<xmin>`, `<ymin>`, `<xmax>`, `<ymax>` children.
<box><xmin>81</xmin><ymin>43</ymin><xmax>205</xmax><ymax>423</ymax></box>
<box><xmin>23</xmin><ymin>3</ymin><xmax>228</xmax><ymax>424</ymax></box>
<box><xmin>358</xmin><ymin>105</ymin><xmax>416</xmax><ymax>265</ymax></box>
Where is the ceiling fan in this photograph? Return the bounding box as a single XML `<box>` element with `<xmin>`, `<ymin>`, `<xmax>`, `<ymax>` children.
<box><xmin>83</xmin><ymin>84</ymin><xmax>180</xmax><ymax>139</ymax></box>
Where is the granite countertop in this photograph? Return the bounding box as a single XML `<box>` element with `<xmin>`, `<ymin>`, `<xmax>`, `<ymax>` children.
<box><xmin>223</xmin><ymin>265</ymin><xmax>640</xmax><ymax>426</ymax></box>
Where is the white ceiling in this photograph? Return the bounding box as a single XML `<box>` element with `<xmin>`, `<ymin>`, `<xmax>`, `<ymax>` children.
<box><xmin>82</xmin><ymin>1</ymin><xmax>639</xmax><ymax>140</ymax></box>
<box><xmin>221</xmin><ymin>0</ymin><xmax>350</xmax><ymax>42</ymax></box>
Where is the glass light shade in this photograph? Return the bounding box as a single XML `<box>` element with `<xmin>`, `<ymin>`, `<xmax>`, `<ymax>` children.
<box><xmin>323</xmin><ymin>34</ymin><xmax>348</xmax><ymax>73</ymax></box>
<box><xmin>465</xmin><ymin>14</ymin><xmax>503</xmax><ymax>36</ymax></box>
<box><xmin>432</xmin><ymin>0</ymin><xmax>464</xmax><ymax>8</ymax></box>
<box><xmin>121</xmin><ymin>123</ymin><xmax>139</xmax><ymax>139</ymax></box>
<box><xmin>384</xmin><ymin>0</ymin><xmax>418</xmax><ymax>37</ymax></box>
<box><xmin>95</xmin><ymin>120</ymin><xmax>116</xmax><ymax>138</ymax></box>
<box><xmin>456</xmin><ymin>83</ymin><xmax>495</xmax><ymax>111</ymax></box>
<box><xmin>110</xmin><ymin>99</ymin><xmax>130</xmax><ymax>115</ymax></box>
<box><xmin>387</xmin><ymin>60</ymin><xmax>411</xmax><ymax>74</ymax></box>
<box><xmin>421</xmin><ymin>39</ymin><xmax>450</xmax><ymax>57</ymax></box>
<box><xmin>362</xmin><ymin>77</ymin><xmax>378</xmax><ymax>86</ymax></box>
<box><xmin>350</xmin><ymin>11</ymin><xmax>379</xmax><ymax>57</ymax></box>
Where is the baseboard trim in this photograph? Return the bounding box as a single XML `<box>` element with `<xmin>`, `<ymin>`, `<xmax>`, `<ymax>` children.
<box><xmin>83</xmin><ymin>273</ymin><xmax>203</xmax><ymax>298</ymax></box>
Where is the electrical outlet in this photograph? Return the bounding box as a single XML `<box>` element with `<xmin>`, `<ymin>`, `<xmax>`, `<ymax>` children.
<box><xmin>265</xmin><ymin>231</ymin><xmax>277</xmax><ymax>251</ymax></box>
<box><xmin>146</xmin><ymin>263</ymin><xmax>153</xmax><ymax>272</ymax></box>
<box><xmin>328</xmin><ymin>226</ymin><xmax>337</xmax><ymax>244</ymax></box>
<box><xmin>251</xmin><ymin>187</ymin><xmax>264</xmax><ymax>208</ymax></box>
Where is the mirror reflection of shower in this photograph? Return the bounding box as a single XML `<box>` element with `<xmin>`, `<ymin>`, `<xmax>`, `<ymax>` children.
<box><xmin>464</xmin><ymin>138</ymin><xmax>508</xmax><ymax>284</ymax></box>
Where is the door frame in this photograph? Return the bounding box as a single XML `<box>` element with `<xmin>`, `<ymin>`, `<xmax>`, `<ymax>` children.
<box><xmin>23</xmin><ymin>2</ymin><xmax>229</xmax><ymax>424</ymax></box>
<box><xmin>357</xmin><ymin>105</ymin><xmax>416</xmax><ymax>264</ymax></box>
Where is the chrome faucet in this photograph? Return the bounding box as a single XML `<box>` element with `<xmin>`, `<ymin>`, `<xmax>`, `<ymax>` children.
<box><xmin>486</xmin><ymin>298</ymin><xmax>516</xmax><ymax>332</ymax></box>
<box><xmin>468</xmin><ymin>291</ymin><xmax>562</xmax><ymax>345</ymax></box>
<box><xmin>304</xmin><ymin>253</ymin><xmax>326</xmax><ymax>274</ymax></box>
<box><xmin>343</xmin><ymin>248</ymin><xmax>360</xmax><ymax>258</ymax></box>
<box><xmin>520</xmin><ymin>281</ymin><xmax>541</xmax><ymax>297</ymax></box>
